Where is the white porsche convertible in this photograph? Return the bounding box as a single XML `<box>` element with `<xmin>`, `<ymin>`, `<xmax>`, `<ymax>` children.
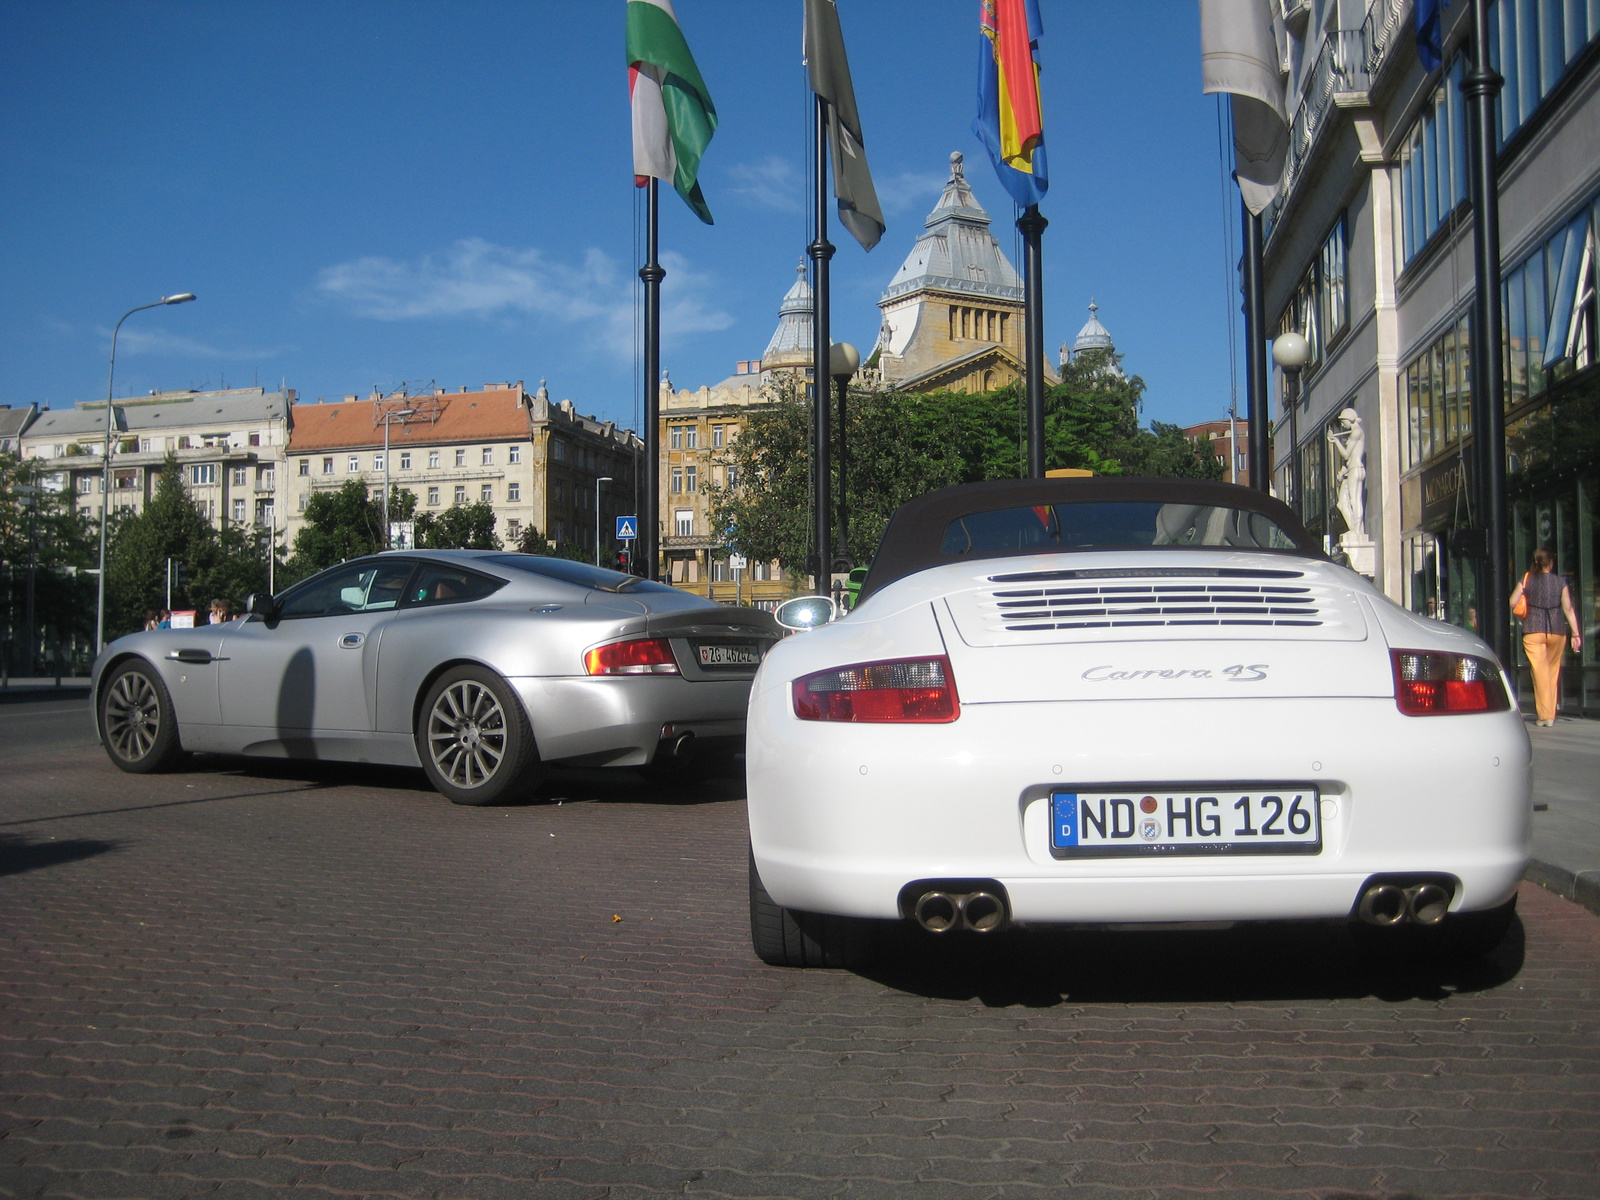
<box><xmin>746</xmin><ymin>477</ymin><xmax>1530</xmax><ymax>967</ymax></box>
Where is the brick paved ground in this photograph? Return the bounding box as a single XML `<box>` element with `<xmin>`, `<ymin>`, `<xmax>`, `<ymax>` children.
<box><xmin>1</xmin><ymin>745</ymin><xmax>1597</xmax><ymax>1199</ymax></box>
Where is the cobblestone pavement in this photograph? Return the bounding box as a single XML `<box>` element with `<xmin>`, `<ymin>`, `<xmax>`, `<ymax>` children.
<box><xmin>2</xmin><ymin>746</ymin><xmax>1597</xmax><ymax>1200</ymax></box>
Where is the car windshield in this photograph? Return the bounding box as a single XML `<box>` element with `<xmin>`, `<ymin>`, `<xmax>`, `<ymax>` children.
<box><xmin>482</xmin><ymin>554</ymin><xmax>676</xmax><ymax>594</ymax></box>
<box><xmin>940</xmin><ymin>501</ymin><xmax>1300</xmax><ymax>555</ymax></box>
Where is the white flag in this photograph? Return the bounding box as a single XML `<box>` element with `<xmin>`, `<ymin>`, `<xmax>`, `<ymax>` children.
<box><xmin>1199</xmin><ymin>0</ymin><xmax>1289</xmax><ymax>215</ymax></box>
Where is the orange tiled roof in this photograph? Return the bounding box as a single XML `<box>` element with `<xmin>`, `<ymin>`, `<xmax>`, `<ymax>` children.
<box><xmin>288</xmin><ymin>388</ymin><xmax>532</xmax><ymax>453</ymax></box>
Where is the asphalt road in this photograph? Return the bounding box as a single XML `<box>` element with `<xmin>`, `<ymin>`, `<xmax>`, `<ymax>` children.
<box><xmin>0</xmin><ymin>691</ymin><xmax>96</xmax><ymax>758</ymax></box>
<box><xmin>2</xmin><ymin>743</ymin><xmax>1598</xmax><ymax>1199</ymax></box>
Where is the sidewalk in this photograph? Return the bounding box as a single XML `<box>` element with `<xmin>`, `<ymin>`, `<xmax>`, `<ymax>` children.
<box><xmin>0</xmin><ymin>676</ymin><xmax>90</xmax><ymax>701</ymax></box>
<box><xmin>1527</xmin><ymin>716</ymin><xmax>1600</xmax><ymax>915</ymax></box>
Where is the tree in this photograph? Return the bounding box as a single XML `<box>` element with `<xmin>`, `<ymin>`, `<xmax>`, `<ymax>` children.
<box><xmin>105</xmin><ymin>456</ymin><xmax>223</xmax><ymax>636</ymax></box>
<box><xmin>1</xmin><ymin>453</ymin><xmax>98</xmax><ymax>670</ymax></box>
<box><xmin>415</xmin><ymin>502</ymin><xmax>501</xmax><ymax>551</ymax></box>
<box><xmin>282</xmin><ymin>481</ymin><xmax>418</xmax><ymax>585</ymax></box>
<box><xmin>513</xmin><ymin>525</ymin><xmax>593</xmax><ymax>563</ymax></box>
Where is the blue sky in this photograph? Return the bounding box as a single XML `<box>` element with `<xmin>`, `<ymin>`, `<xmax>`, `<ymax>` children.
<box><xmin>1</xmin><ymin>1</ymin><xmax>1244</xmax><ymax>434</ymax></box>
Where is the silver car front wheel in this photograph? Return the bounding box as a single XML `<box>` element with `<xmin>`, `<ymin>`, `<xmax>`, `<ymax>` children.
<box><xmin>417</xmin><ymin>666</ymin><xmax>542</xmax><ymax>805</ymax></box>
<box><xmin>100</xmin><ymin>659</ymin><xmax>185</xmax><ymax>773</ymax></box>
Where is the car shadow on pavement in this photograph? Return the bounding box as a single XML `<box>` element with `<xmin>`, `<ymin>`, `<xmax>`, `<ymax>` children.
<box><xmin>0</xmin><ymin>831</ymin><xmax>123</xmax><ymax>878</ymax></box>
<box><xmin>852</xmin><ymin>917</ymin><xmax>1526</xmax><ymax>1006</ymax></box>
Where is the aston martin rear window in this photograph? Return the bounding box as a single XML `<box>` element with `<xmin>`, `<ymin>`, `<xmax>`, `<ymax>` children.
<box><xmin>484</xmin><ymin>554</ymin><xmax>676</xmax><ymax>594</ymax></box>
<box><xmin>940</xmin><ymin>502</ymin><xmax>1300</xmax><ymax>555</ymax></box>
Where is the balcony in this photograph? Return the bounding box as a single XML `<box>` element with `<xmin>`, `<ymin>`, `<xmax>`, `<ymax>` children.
<box><xmin>1362</xmin><ymin>0</ymin><xmax>1409</xmax><ymax>77</ymax></box>
<box><xmin>1265</xmin><ymin>29</ymin><xmax>1371</xmax><ymax>240</ymax></box>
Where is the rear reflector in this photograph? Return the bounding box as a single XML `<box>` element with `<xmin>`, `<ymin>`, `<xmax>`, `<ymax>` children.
<box><xmin>585</xmin><ymin>637</ymin><xmax>680</xmax><ymax>676</ymax></box>
<box><xmin>1392</xmin><ymin>650</ymin><xmax>1509</xmax><ymax>715</ymax></box>
<box><xmin>793</xmin><ymin>656</ymin><xmax>959</xmax><ymax>723</ymax></box>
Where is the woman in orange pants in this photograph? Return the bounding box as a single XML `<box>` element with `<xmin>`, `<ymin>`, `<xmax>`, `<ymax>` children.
<box><xmin>1509</xmin><ymin>548</ymin><xmax>1584</xmax><ymax>726</ymax></box>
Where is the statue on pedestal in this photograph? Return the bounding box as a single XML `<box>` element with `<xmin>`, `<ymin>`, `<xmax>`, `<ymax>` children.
<box><xmin>1327</xmin><ymin>408</ymin><xmax>1375</xmax><ymax>576</ymax></box>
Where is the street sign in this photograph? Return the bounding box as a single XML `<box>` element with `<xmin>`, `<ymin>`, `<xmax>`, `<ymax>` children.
<box><xmin>729</xmin><ymin>554</ymin><xmax>748</xmax><ymax>570</ymax></box>
<box><xmin>615</xmin><ymin>515</ymin><xmax>637</xmax><ymax>540</ymax></box>
<box><xmin>390</xmin><ymin>521</ymin><xmax>415</xmax><ymax>550</ymax></box>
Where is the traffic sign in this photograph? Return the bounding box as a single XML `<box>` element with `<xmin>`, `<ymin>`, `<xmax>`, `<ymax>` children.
<box><xmin>615</xmin><ymin>515</ymin><xmax>637</xmax><ymax>540</ymax></box>
<box><xmin>729</xmin><ymin>554</ymin><xmax>748</xmax><ymax>570</ymax></box>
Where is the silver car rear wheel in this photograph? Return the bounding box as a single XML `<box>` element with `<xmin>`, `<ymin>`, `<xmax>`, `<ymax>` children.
<box><xmin>417</xmin><ymin>666</ymin><xmax>542</xmax><ymax>805</ymax></box>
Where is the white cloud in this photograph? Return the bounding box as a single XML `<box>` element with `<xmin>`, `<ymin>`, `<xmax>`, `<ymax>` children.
<box><xmin>314</xmin><ymin>237</ymin><xmax>732</xmax><ymax>356</ymax></box>
<box><xmin>100</xmin><ymin>326</ymin><xmax>283</xmax><ymax>360</ymax></box>
<box><xmin>727</xmin><ymin>156</ymin><xmax>802</xmax><ymax>211</ymax></box>
<box><xmin>874</xmin><ymin>169</ymin><xmax>947</xmax><ymax>216</ymax></box>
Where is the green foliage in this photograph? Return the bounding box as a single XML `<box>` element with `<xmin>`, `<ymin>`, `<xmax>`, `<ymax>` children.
<box><xmin>513</xmin><ymin>525</ymin><xmax>593</xmax><ymax>563</ymax></box>
<box><xmin>1</xmin><ymin>452</ymin><xmax>99</xmax><ymax>668</ymax></box>
<box><xmin>281</xmin><ymin>481</ymin><xmax>420</xmax><ymax>586</ymax></box>
<box><xmin>415</xmin><ymin>502</ymin><xmax>502</xmax><ymax>551</ymax></box>
<box><xmin>707</xmin><ymin>355</ymin><xmax>1222</xmax><ymax>574</ymax></box>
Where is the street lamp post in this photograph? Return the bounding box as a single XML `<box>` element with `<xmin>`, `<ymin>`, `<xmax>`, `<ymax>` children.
<box><xmin>97</xmin><ymin>294</ymin><xmax>196</xmax><ymax>654</ymax></box>
<box><xmin>1272</xmin><ymin>332</ymin><xmax>1312</xmax><ymax>514</ymax></box>
<box><xmin>828</xmin><ymin>342</ymin><xmax>859</xmax><ymax>569</ymax></box>
<box><xmin>594</xmin><ymin>477</ymin><xmax>613</xmax><ymax>565</ymax></box>
<box><xmin>380</xmin><ymin>407</ymin><xmax>415</xmax><ymax>548</ymax></box>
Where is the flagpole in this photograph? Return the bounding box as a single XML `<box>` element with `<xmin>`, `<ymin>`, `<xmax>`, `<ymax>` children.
<box><xmin>810</xmin><ymin>92</ymin><xmax>834</xmax><ymax>594</ymax></box>
<box><xmin>640</xmin><ymin>179</ymin><xmax>663</xmax><ymax>580</ymax></box>
<box><xmin>1018</xmin><ymin>204</ymin><xmax>1047</xmax><ymax>478</ymax></box>
<box><xmin>1241</xmin><ymin>198</ymin><xmax>1270</xmax><ymax>493</ymax></box>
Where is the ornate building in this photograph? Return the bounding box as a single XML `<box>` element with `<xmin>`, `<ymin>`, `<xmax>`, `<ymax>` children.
<box><xmin>873</xmin><ymin>151</ymin><xmax>1053</xmax><ymax>394</ymax></box>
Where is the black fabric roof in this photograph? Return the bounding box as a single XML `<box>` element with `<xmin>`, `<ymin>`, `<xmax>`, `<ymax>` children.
<box><xmin>856</xmin><ymin>476</ymin><xmax>1322</xmax><ymax>603</ymax></box>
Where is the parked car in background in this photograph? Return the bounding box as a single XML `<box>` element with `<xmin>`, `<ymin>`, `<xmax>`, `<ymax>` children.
<box><xmin>747</xmin><ymin>477</ymin><xmax>1529</xmax><ymax>966</ymax></box>
<box><xmin>92</xmin><ymin>552</ymin><xmax>779</xmax><ymax>804</ymax></box>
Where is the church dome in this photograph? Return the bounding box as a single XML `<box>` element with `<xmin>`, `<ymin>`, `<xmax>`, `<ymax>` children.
<box><xmin>1073</xmin><ymin>299</ymin><xmax>1113</xmax><ymax>354</ymax></box>
<box><xmin>762</xmin><ymin>261</ymin><xmax>815</xmax><ymax>369</ymax></box>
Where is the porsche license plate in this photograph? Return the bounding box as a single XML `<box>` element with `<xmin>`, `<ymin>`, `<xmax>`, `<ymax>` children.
<box><xmin>1050</xmin><ymin>788</ymin><xmax>1320</xmax><ymax>857</ymax></box>
<box><xmin>696</xmin><ymin>642</ymin><xmax>761</xmax><ymax>667</ymax></box>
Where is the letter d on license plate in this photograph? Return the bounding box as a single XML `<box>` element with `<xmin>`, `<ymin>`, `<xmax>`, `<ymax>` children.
<box><xmin>1051</xmin><ymin>787</ymin><xmax>1320</xmax><ymax>858</ymax></box>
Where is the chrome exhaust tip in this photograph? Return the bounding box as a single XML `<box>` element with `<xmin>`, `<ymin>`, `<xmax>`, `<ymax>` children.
<box><xmin>1405</xmin><ymin>882</ymin><xmax>1451</xmax><ymax>926</ymax></box>
<box><xmin>1357</xmin><ymin>883</ymin><xmax>1408</xmax><ymax>926</ymax></box>
<box><xmin>912</xmin><ymin>892</ymin><xmax>960</xmax><ymax>933</ymax></box>
<box><xmin>961</xmin><ymin>891</ymin><xmax>1006</xmax><ymax>933</ymax></box>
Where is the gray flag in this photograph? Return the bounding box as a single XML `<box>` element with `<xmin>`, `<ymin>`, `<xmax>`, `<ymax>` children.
<box><xmin>804</xmin><ymin>0</ymin><xmax>885</xmax><ymax>251</ymax></box>
<box><xmin>1199</xmin><ymin>0</ymin><xmax>1289</xmax><ymax>215</ymax></box>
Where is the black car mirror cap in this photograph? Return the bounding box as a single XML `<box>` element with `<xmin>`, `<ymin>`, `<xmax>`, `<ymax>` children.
<box><xmin>245</xmin><ymin>592</ymin><xmax>277</xmax><ymax>618</ymax></box>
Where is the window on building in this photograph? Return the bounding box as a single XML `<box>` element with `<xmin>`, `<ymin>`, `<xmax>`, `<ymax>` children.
<box><xmin>670</xmin><ymin>426</ymin><xmax>683</xmax><ymax>449</ymax></box>
<box><xmin>231</xmin><ymin>498</ymin><xmax>246</xmax><ymax>522</ymax></box>
<box><xmin>428</xmin><ymin>486</ymin><xmax>440</xmax><ymax>505</ymax></box>
<box><xmin>553</xmin><ymin>439</ymin><xmax>566</xmax><ymax>461</ymax></box>
<box><xmin>429</xmin><ymin>451</ymin><xmax>440</xmax><ymax>469</ymax></box>
<box><xmin>299</xmin><ymin>459</ymin><xmax>310</xmax><ymax>476</ymax></box>
<box><xmin>671</xmin><ymin>467</ymin><xmax>683</xmax><ymax>492</ymax></box>
<box><xmin>726</xmin><ymin>463</ymin><xmax>739</xmax><ymax>488</ymax></box>
<box><xmin>509</xmin><ymin>444</ymin><xmax>521</xmax><ymax>464</ymax></box>
<box><xmin>177</xmin><ymin>436</ymin><xmax>192</xmax><ymax>450</ymax></box>
<box><xmin>685</xmin><ymin>465</ymin><xmax>697</xmax><ymax>493</ymax></box>
<box><xmin>248</xmin><ymin>431</ymin><xmax>261</xmax><ymax>447</ymax></box>
<box><xmin>77</xmin><ymin>475</ymin><xmax>94</xmax><ymax>494</ymax></box>
<box><xmin>374</xmin><ymin>453</ymin><xmax>384</xmax><ymax>472</ymax></box>
<box><xmin>260</xmin><ymin>465</ymin><xmax>274</xmax><ymax>488</ymax></box>
<box><xmin>507</xmin><ymin>481</ymin><xmax>520</xmax><ymax>501</ymax></box>
<box><xmin>1401</xmin><ymin>316</ymin><xmax>1472</xmax><ymax>471</ymax></box>
<box><xmin>1399</xmin><ymin>56</ymin><xmax>1468</xmax><ymax>262</ymax></box>
<box><xmin>230</xmin><ymin>467</ymin><xmax>245</xmax><ymax>487</ymax></box>
<box><xmin>298</xmin><ymin>492</ymin><xmax>309</xmax><ymax>511</ymax></box>
<box><xmin>1491</xmin><ymin>0</ymin><xmax>1600</xmax><ymax>144</ymax></box>
<box><xmin>348</xmin><ymin>455</ymin><xmax>359</xmax><ymax>473</ymax></box>
<box><xmin>712</xmin><ymin>425</ymin><xmax>724</xmax><ymax>448</ymax></box>
<box><xmin>454</xmin><ymin>448</ymin><xmax>466</xmax><ymax>467</ymax></box>
<box><xmin>140</xmin><ymin>438</ymin><xmax>153</xmax><ymax>453</ymax></box>
<box><xmin>507</xmin><ymin>519</ymin><xmax>522</xmax><ymax>539</ymax></box>
<box><xmin>685</xmin><ymin>427</ymin><xmax>698</xmax><ymax>449</ymax></box>
<box><xmin>373</xmin><ymin>489</ymin><xmax>384</xmax><ymax>508</ymax></box>
<box><xmin>399</xmin><ymin>451</ymin><xmax>411</xmax><ymax>470</ymax></box>
<box><xmin>1275</xmin><ymin>213</ymin><xmax>1349</xmax><ymax>384</ymax></box>
<box><xmin>674</xmin><ymin>509</ymin><xmax>694</xmax><ymax>536</ymax></box>
<box><xmin>322</xmin><ymin>457</ymin><xmax>334</xmax><ymax>475</ymax></box>
<box><xmin>454</xmin><ymin>485</ymin><xmax>467</xmax><ymax>504</ymax></box>
<box><xmin>257</xmin><ymin>499</ymin><xmax>274</xmax><ymax>526</ymax></box>
<box><xmin>113</xmin><ymin>469</ymin><xmax>137</xmax><ymax>490</ymax></box>
<box><xmin>481</xmin><ymin>447</ymin><xmax>493</xmax><ymax>466</ymax></box>
<box><xmin>711</xmin><ymin>559</ymin><xmax>728</xmax><ymax>582</ymax></box>
<box><xmin>191</xmin><ymin>464</ymin><xmax>217</xmax><ymax>486</ymax></box>
<box><xmin>480</xmin><ymin>483</ymin><xmax>493</xmax><ymax>503</ymax></box>
<box><xmin>1499</xmin><ymin>192</ymin><xmax>1599</xmax><ymax>408</ymax></box>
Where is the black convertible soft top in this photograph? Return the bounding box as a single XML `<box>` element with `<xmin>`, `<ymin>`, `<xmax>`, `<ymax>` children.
<box><xmin>856</xmin><ymin>476</ymin><xmax>1321</xmax><ymax>604</ymax></box>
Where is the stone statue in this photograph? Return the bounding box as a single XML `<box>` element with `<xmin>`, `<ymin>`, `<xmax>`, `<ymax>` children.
<box><xmin>1327</xmin><ymin>407</ymin><xmax>1366</xmax><ymax>538</ymax></box>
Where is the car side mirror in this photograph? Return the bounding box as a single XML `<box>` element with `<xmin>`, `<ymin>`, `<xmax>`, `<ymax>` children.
<box><xmin>775</xmin><ymin>595</ymin><xmax>839</xmax><ymax>632</ymax></box>
<box><xmin>245</xmin><ymin>592</ymin><xmax>276</xmax><ymax>619</ymax></box>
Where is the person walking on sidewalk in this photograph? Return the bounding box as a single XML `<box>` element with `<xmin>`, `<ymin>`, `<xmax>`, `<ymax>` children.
<box><xmin>1509</xmin><ymin>547</ymin><xmax>1583</xmax><ymax>726</ymax></box>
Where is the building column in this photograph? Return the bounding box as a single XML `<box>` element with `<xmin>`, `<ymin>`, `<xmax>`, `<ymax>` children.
<box><xmin>1361</xmin><ymin>123</ymin><xmax>1404</xmax><ymax>604</ymax></box>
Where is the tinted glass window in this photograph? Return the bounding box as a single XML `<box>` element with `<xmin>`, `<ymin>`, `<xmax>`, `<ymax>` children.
<box><xmin>277</xmin><ymin>561</ymin><xmax>416</xmax><ymax>619</ymax></box>
<box><xmin>406</xmin><ymin>564</ymin><xmax>506</xmax><ymax>607</ymax></box>
<box><xmin>483</xmin><ymin>554</ymin><xmax>677</xmax><ymax>594</ymax></box>
<box><xmin>941</xmin><ymin>502</ymin><xmax>1299</xmax><ymax>555</ymax></box>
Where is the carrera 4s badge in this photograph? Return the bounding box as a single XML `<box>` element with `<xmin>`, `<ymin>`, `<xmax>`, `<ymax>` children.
<box><xmin>1080</xmin><ymin>663</ymin><xmax>1270</xmax><ymax>683</ymax></box>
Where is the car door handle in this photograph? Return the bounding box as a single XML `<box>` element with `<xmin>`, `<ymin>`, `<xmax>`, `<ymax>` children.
<box><xmin>166</xmin><ymin>649</ymin><xmax>218</xmax><ymax>664</ymax></box>
<box><xmin>339</xmin><ymin>633</ymin><xmax>365</xmax><ymax>649</ymax></box>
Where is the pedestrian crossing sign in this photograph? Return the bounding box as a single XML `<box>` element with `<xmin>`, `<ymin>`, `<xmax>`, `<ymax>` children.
<box><xmin>615</xmin><ymin>516</ymin><xmax>637</xmax><ymax>540</ymax></box>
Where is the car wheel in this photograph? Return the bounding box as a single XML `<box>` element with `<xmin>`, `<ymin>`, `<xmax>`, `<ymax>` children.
<box><xmin>99</xmin><ymin>659</ymin><xmax>186</xmax><ymax>773</ymax></box>
<box><xmin>417</xmin><ymin>666</ymin><xmax>543</xmax><ymax>806</ymax></box>
<box><xmin>748</xmin><ymin>848</ymin><xmax>873</xmax><ymax>968</ymax></box>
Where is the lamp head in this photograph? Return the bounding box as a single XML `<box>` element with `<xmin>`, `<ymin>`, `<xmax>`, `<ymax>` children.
<box><xmin>829</xmin><ymin>341</ymin><xmax>860</xmax><ymax>380</ymax></box>
<box><xmin>598</xmin><ymin>476</ymin><xmax>613</xmax><ymax>484</ymax></box>
<box><xmin>162</xmin><ymin>293</ymin><xmax>197</xmax><ymax>305</ymax></box>
<box><xmin>1272</xmin><ymin>331</ymin><xmax>1311</xmax><ymax>372</ymax></box>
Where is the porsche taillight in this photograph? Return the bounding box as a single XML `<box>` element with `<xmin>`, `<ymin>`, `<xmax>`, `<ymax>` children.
<box><xmin>585</xmin><ymin>637</ymin><xmax>680</xmax><ymax>676</ymax></box>
<box><xmin>1392</xmin><ymin>650</ymin><xmax>1509</xmax><ymax>715</ymax></box>
<box><xmin>792</xmin><ymin>656</ymin><xmax>959</xmax><ymax>723</ymax></box>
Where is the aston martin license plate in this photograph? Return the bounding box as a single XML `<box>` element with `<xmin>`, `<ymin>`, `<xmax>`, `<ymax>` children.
<box><xmin>696</xmin><ymin>642</ymin><xmax>761</xmax><ymax>667</ymax></box>
<box><xmin>1050</xmin><ymin>788</ymin><xmax>1321</xmax><ymax>858</ymax></box>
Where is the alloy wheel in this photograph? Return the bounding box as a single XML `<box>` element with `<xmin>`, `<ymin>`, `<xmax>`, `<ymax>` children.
<box><xmin>426</xmin><ymin>679</ymin><xmax>508</xmax><ymax>790</ymax></box>
<box><xmin>105</xmin><ymin>670</ymin><xmax>161</xmax><ymax>762</ymax></box>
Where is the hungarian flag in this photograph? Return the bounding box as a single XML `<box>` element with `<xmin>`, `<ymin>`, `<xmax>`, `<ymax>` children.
<box><xmin>627</xmin><ymin>0</ymin><xmax>717</xmax><ymax>224</ymax></box>
<box><xmin>973</xmin><ymin>0</ymin><xmax>1048</xmax><ymax>208</ymax></box>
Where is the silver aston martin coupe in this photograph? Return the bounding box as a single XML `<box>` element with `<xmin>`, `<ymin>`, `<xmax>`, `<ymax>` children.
<box><xmin>90</xmin><ymin>551</ymin><xmax>780</xmax><ymax>804</ymax></box>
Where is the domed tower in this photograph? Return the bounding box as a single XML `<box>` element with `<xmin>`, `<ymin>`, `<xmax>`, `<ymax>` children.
<box><xmin>760</xmin><ymin>262</ymin><xmax>815</xmax><ymax>376</ymax></box>
<box><xmin>1061</xmin><ymin>298</ymin><xmax>1123</xmax><ymax>376</ymax></box>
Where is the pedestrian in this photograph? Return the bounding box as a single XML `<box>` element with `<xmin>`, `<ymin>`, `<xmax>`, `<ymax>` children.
<box><xmin>208</xmin><ymin>598</ymin><xmax>233</xmax><ymax>624</ymax></box>
<box><xmin>157</xmin><ymin>609</ymin><xmax>172</xmax><ymax>630</ymax></box>
<box><xmin>143</xmin><ymin>609</ymin><xmax>160</xmax><ymax>631</ymax></box>
<box><xmin>1509</xmin><ymin>547</ymin><xmax>1583</xmax><ymax>726</ymax></box>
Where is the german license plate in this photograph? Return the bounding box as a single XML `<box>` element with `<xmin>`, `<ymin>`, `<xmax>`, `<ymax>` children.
<box><xmin>1050</xmin><ymin>788</ymin><xmax>1320</xmax><ymax>858</ymax></box>
<box><xmin>696</xmin><ymin>642</ymin><xmax>761</xmax><ymax>667</ymax></box>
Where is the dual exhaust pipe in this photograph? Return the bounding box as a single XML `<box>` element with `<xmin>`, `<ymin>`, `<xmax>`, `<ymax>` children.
<box><xmin>1356</xmin><ymin>879</ymin><xmax>1453</xmax><ymax>927</ymax></box>
<box><xmin>911</xmin><ymin>888</ymin><xmax>1008</xmax><ymax>934</ymax></box>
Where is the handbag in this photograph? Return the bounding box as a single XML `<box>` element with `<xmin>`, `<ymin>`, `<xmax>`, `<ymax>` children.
<box><xmin>1512</xmin><ymin>574</ymin><xmax>1529</xmax><ymax>620</ymax></box>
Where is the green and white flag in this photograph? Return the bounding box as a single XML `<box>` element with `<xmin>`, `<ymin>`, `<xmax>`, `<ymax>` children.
<box><xmin>627</xmin><ymin>0</ymin><xmax>717</xmax><ymax>224</ymax></box>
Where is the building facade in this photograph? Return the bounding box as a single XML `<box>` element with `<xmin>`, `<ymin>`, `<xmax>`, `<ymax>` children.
<box><xmin>19</xmin><ymin>387</ymin><xmax>292</xmax><ymax>535</ymax></box>
<box><xmin>286</xmin><ymin>381</ymin><xmax>641</xmax><ymax>558</ymax></box>
<box><xmin>1262</xmin><ymin>0</ymin><xmax>1599</xmax><ymax>712</ymax></box>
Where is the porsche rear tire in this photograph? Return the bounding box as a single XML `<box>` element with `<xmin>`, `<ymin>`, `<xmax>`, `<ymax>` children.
<box><xmin>417</xmin><ymin>666</ymin><xmax>543</xmax><ymax>806</ymax></box>
<box><xmin>99</xmin><ymin>659</ymin><xmax>187</xmax><ymax>774</ymax></box>
<box><xmin>1439</xmin><ymin>894</ymin><xmax>1518</xmax><ymax>959</ymax></box>
<box><xmin>749</xmin><ymin>849</ymin><xmax>872</xmax><ymax>968</ymax></box>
